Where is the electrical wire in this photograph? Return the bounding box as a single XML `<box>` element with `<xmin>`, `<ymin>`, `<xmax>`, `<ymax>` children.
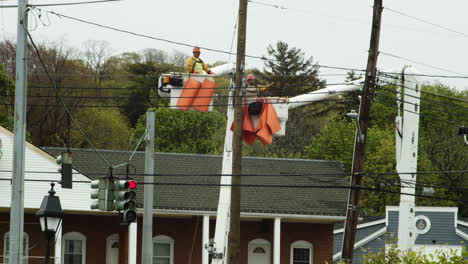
<box><xmin>2</xmin><ymin>169</ymin><xmax>465</xmax><ymax>178</ymax></box>
<box><xmin>380</xmin><ymin>51</ymin><xmax>468</xmax><ymax>77</ymax></box>
<box><xmin>0</xmin><ymin>177</ymin><xmax>464</xmax><ymax>202</ymax></box>
<box><xmin>377</xmin><ymin>77</ymin><xmax>468</xmax><ymax>103</ymax></box>
<box><xmin>372</xmin><ymin>98</ymin><xmax>463</xmax><ymax>125</ymax></box>
<box><xmin>374</xmin><ymin>91</ymin><xmax>468</xmax><ymax>121</ymax></box>
<box><xmin>27</xmin><ymin>31</ymin><xmax>112</xmax><ymax>167</ymax></box>
<box><xmin>33</xmin><ymin>7</ymin><xmax>365</xmax><ymax>73</ymax></box>
<box><xmin>376</xmin><ymin>85</ymin><xmax>468</xmax><ymax>112</ymax></box>
<box><xmin>384</xmin><ymin>7</ymin><xmax>468</xmax><ymax>38</ymax></box>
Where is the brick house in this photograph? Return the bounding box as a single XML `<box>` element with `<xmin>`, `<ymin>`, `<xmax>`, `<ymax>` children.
<box><xmin>0</xmin><ymin>124</ymin><xmax>349</xmax><ymax>264</ymax></box>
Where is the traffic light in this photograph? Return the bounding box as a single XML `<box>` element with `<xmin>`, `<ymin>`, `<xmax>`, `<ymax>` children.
<box><xmin>114</xmin><ymin>180</ymin><xmax>137</xmax><ymax>223</ymax></box>
<box><xmin>90</xmin><ymin>178</ymin><xmax>115</xmax><ymax>211</ymax></box>
<box><xmin>56</xmin><ymin>152</ymin><xmax>73</xmax><ymax>189</ymax></box>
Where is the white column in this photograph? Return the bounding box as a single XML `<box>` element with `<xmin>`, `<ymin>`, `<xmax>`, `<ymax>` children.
<box><xmin>202</xmin><ymin>215</ymin><xmax>210</xmax><ymax>264</ymax></box>
<box><xmin>54</xmin><ymin>222</ymin><xmax>62</xmax><ymax>264</ymax></box>
<box><xmin>128</xmin><ymin>222</ymin><xmax>138</xmax><ymax>264</ymax></box>
<box><xmin>274</xmin><ymin>217</ymin><xmax>281</xmax><ymax>264</ymax></box>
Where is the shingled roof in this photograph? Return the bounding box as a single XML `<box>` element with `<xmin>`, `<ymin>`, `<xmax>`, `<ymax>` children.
<box><xmin>44</xmin><ymin>147</ymin><xmax>348</xmax><ymax>217</ymax></box>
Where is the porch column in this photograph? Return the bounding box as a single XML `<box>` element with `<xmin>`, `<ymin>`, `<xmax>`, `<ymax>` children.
<box><xmin>202</xmin><ymin>215</ymin><xmax>210</xmax><ymax>264</ymax></box>
<box><xmin>274</xmin><ymin>217</ymin><xmax>281</xmax><ymax>264</ymax></box>
<box><xmin>128</xmin><ymin>221</ymin><xmax>138</xmax><ymax>264</ymax></box>
<box><xmin>54</xmin><ymin>222</ymin><xmax>62</xmax><ymax>264</ymax></box>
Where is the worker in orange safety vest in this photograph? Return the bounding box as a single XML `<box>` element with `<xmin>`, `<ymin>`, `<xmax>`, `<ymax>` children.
<box><xmin>185</xmin><ymin>46</ymin><xmax>213</xmax><ymax>74</ymax></box>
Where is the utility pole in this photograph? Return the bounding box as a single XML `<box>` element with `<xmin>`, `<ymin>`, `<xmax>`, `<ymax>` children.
<box><xmin>9</xmin><ymin>0</ymin><xmax>28</xmax><ymax>263</ymax></box>
<box><xmin>228</xmin><ymin>0</ymin><xmax>248</xmax><ymax>263</ymax></box>
<box><xmin>340</xmin><ymin>0</ymin><xmax>383</xmax><ymax>262</ymax></box>
<box><xmin>142</xmin><ymin>109</ymin><xmax>155</xmax><ymax>264</ymax></box>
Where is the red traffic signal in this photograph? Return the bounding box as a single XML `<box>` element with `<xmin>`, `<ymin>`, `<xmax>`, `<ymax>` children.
<box><xmin>128</xmin><ymin>180</ymin><xmax>137</xmax><ymax>189</ymax></box>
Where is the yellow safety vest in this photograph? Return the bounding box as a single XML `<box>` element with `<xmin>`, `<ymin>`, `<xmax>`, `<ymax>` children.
<box><xmin>193</xmin><ymin>58</ymin><xmax>204</xmax><ymax>74</ymax></box>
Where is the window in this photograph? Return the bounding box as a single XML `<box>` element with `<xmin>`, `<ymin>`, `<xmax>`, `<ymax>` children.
<box><xmin>153</xmin><ymin>235</ymin><xmax>174</xmax><ymax>264</ymax></box>
<box><xmin>290</xmin><ymin>240</ymin><xmax>313</xmax><ymax>264</ymax></box>
<box><xmin>3</xmin><ymin>232</ymin><xmax>29</xmax><ymax>264</ymax></box>
<box><xmin>62</xmin><ymin>232</ymin><xmax>86</xmax><ymax>264</ymax></box>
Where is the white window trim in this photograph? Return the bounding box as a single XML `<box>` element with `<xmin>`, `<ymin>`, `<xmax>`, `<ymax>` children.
<box><xmin>153</xmin><ymin>235</ymin><xmax>174</xmax><ymax>264</ymax></box>
<box><xmin>3</xmin><ymin>232</ymin><xmax>29</xmax><ymax>264</ymax></box>
<box><xmin>290</xmin><ymin>240</ymin><xmax>313</xmax><ymax>264</ymax></box>
<box><xmin>62</xmin><ymin>231</ymin><xmax>86</xmax><ymax>264</ymax></box>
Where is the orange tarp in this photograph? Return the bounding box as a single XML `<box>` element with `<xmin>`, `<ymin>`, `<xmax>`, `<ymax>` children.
<box><xmin>256</xmin><ymin>101</ymin><xmax>281</xmax><ymax>144</ymax></box>
<box><xmin>192</xmin><ymin>78</ymin><xmax>218</xmax><ymax>112</ymax></box>
<box><xmin>176</xmin><ymin>77</ymin><xmax>202</xmax><ymax>110</ymax></box>
<box><xmin>231</xmin><ymin>100</ymin><xmax>281</xmax><ymax>145</ymax></box>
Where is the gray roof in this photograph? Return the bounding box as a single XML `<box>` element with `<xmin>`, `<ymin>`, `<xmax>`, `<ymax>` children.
<box><xmin>44</xmin><ymin>147</ymin><xmax>348</xmax><ymax>216</ymax></box>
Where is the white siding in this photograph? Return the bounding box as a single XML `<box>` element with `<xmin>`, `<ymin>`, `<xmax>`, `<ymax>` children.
<box><xmin>0</xmin><ymin>127</ymin><xmax>94</xmax><ymax>211</ymax></box>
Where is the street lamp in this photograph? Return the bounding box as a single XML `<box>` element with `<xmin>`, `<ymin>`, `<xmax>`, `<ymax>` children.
<box><xmin>36</xmin><ymin>183</ymin><xmax>64</xmax><ymax>264</ymax></box>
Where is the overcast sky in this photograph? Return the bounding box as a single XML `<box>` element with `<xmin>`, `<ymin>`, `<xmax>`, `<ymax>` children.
<box><xmin>1</xmin><ymin>0</ymin><xmax>467</xmax><ymax>91</ymax></box>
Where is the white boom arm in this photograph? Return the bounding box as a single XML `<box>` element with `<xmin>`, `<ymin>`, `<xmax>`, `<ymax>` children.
<box><xmin>394</xmin><ymin>66</ymin><xmax>421</xmax><ymax>251</ymax></box>
<box><xmin>288</xmin><ymin>79</ymin><xmax>364</xmax><ymax>110</ymax></box>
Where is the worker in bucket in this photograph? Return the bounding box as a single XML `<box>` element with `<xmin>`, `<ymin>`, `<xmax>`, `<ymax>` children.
<box><xmin>186</xmin><ymin>46</ymin><xmax>213</xmax><ymax>74</ymax></box>
<box><xmin>244</xmin><ymin>73</ymin><xmax>274</xmax><ymax>115</ymax></box>
<box><xmin>244</xmin><ymin>73</ymin><xmax>274</xmax><ymax>99</ymax></box>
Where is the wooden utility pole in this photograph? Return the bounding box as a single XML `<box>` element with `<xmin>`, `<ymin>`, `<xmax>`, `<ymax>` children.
<box><xmin>340</xmin><ymin>0</ymin><xmax>383</xmax><ymax>262</ymax></box>
<box><xmin>229</xmin><ymin>0</ymin><xmax>248</xmax><ymax>263</ymax></box>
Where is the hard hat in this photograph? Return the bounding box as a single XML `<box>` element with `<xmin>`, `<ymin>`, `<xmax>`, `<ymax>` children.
<box><xmin>193</xmin><ymin>46</ymin><xmax>201</xmax><ymax>52</ymax></box>
<box><xmin>247</xmin><ymin>74</ymin><xmax>256</xmax><ymax>80</ymax></box>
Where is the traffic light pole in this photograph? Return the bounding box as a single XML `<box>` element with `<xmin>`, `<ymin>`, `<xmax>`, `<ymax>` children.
<box><xmin>142</xmin><ymin>109</ymin><xmax>155</xmax><ymax>264</ymax></box>
<box><xmin>9</xmin><ymin>0</ymin><xmax>29</xmax><ymax>263</ymax></box>
<box><xmin>340</xmin><ymin>0</ymin><xmax>383</xmax><ymax>262</ymax></box>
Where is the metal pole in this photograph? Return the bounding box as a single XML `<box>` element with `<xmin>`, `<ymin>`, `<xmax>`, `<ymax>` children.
<box><xmin>340</xmin><ymin>0</ymin><xmax>383</xmax><ymax>262</ymax></box>
<box><xmin>228</xmin><ymin>0</ymin><xmax>248</xmax><ymax>263</ymax></box>
<box><xmin>142</xmin><ymin>109</ymin><xmax>155</xmax><ymax>264</ymax></box>
<box><xmin>44</xmin><ymin>232</ymin><xmax>51</xmax><ymax>264</ymax></box>
<box><xmin>9</xmin><ymin>0</ymin><xmax>28</xmax><ymax>263</ymax></box>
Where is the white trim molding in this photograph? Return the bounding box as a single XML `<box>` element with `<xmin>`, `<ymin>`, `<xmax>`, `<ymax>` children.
<box><xmin>333</xmin><ymin>227</ymin><xmax>387</xmax><ymax>261</ymax></box>
<box><xmin>456</xmin><ymin>228</ymin><xmax>468</xmax><ymax>241</ymax></box>
<box><xmin>153</xmin><ymin>235</ymin><xmax>174</xmax><ymax>264</ymax></box>
<box><xmin>334</xmin><ymin>219</ymin><xmax>386</xmax><ymax>234</ymax></box>
<box><xmin>62</xmin><ymin>231</ymin><xmax>86</xmax><ymax>264</ymax></box>
<box><xmin>3</xmin><ymin>232</ymin><xmax>29</xmax><ymax>264</ymax></box>
<box><xmin>290</xmin><ymin>240</ymin><xmax>313</xmax><ymax>264</ymax></box>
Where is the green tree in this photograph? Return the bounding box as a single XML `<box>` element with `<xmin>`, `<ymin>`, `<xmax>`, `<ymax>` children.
<box><xmin>69</xmin><ymin>108</ymin><xmax>132</xmax><ymax>150</ymax></box>
<box><xmin>131</xmin><ymin>107</ymin><xmax>226</xmax><ymax>154</ymax></box>
<box><xmin>0</xmin><ymin>64</ymin><xmax>14</xmax><ymax>130</ymax></box>
<box><xmin>254</xmin><ymin>41</ymin><xmax>325</xmax><ymax>96</ymax></box>
<box><xmin>303</xmin><ymin>83</ymin><xmax>468</xmax><ymax>215</ymax></box>
<box><xmin>246</xmin><ymin>41</ymin><xmax>333</xmax><ymax>157</ymax></box>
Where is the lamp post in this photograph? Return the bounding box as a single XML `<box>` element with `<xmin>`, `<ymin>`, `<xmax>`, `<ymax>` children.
<box><xmin>36</xmin><ymin>183</ymin><xmax>63</xmax><ymax>264</ymax></box>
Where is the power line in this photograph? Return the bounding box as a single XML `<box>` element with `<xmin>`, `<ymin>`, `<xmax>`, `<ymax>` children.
<box><xmin>33</xmin><ymin>7</ymin><xmax>365</xmax><ymax>73</ymax></box>
<box><xmin>375</xmin><ymin>91</ymin><xmax>468</xmax><ymax>121</ymax></box>
<box><xmin>376</xmin><ymin>85</ymin><xmax>468</xmax><ymax>112</ymax></box>
<box><xmin>380</xmin><ymin>51</ymin><xmax>468</xmax><ymax>77</ymax></box>
<box><xmin>384</xmin><ymin>7</ymin><xmax>468</xmax><ymax>38</ymax></box>
<box><xmin>0</xmin><ymin>177</ymin><xmax>465</xmax><ymax>202</ymax></box>
<box><xmin>372</xmin><ymin>98</ymin><xmax>463</xmax><ymax>125</ymax></box>
<box><xmin>377</xmin><ymin>75</ymin><xmax>468</xmax><ymax>103</ymax></box>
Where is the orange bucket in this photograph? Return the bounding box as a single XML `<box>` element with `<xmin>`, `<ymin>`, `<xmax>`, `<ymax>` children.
<box><xmin>177</xmin><ymin>77</ymin><xmax>202</xmax><ymax>110</ymax></box>
<box><xmin>192</xmin><ymin>78</ymin><xmax>218</xmax><ymax>112</ymax></box>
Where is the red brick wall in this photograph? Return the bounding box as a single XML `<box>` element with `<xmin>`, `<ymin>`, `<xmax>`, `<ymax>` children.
<box><xmin>0</xmin><ymin>213</ymin><xmax>334</xmax><ymax>264</ymax></box>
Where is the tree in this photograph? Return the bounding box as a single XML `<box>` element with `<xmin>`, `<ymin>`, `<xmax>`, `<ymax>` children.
<box><xmin>303</xmin><ymin>83</ymin><xmax>467</xmax><ymax>215</ymax></box>
<box><xmin>131</xmin><ymin>107</ymin><xmax>226</xmax><ymax>154</ymax></box>
<box><xmin>247</xmin><ymin>41</ymin><xmax>333</xmax><ymax>157</ymax></box>
<box><xmin>253</xmin><ymin>41</ymin><xmax>325</xmax><ymax>97</ymax></box>
<box><xmin>69</xmin><ymin>108</ymin><xmax>132</xmax><ymax>150</ymax></box>
<box><xmin>0</xmin><ymin>64</ymin><xmax>14</xmax><ymax>130</ymax></box>
<box><xmin>82</xmin><ymin>40</ymin><xmax>114</xmax><ymax>90</ymax></box>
